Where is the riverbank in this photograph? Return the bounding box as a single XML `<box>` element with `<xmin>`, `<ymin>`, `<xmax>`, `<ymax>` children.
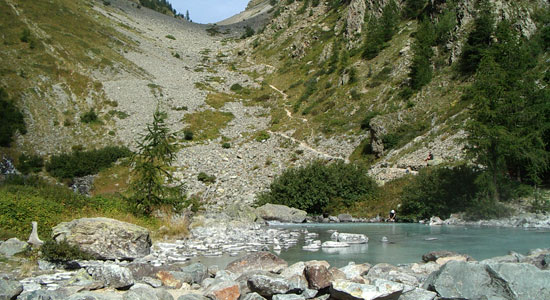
<box><xmin>2</xmin><ymin>245</ymin><xmax>549</xmax><ymax>300</ymax></box>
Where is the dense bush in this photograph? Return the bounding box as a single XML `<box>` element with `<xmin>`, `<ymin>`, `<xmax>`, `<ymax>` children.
<box><xmin>80</xmin><ymin>109</ymin><xmax>99</xmax><ymax>124</ymax></box>
<box><xmin>17</xmin><ymin>154</ymin><xmax>44</xmax><ymax>175</ymax></box>
<box><xmin>41</xmin><ymin>239</ymin><xmax>92</xmax><ymax>262</ymax></box>
<box><xmin>0</xmin><ymin>88</ymin><xmax>27</xmax><ymax>147</ymax></box>
<box><xmin>399</xmin><ymin>165</ymin><xmax>479</xmax><ymax>221</ymax></box>
<box><xmin>46</xmin><ymin>146</ymin><xmax>131</xmax><ymax>179</ymax></box>
<box><xmin>256</xmin><ymin>161</ymin><xmax>378</xmax><ymax>214</ymax></box>
<box><xmin>183</xmin><ymin>129</ymin><xmax>194</xmax><ymax>141</ymax></box>
<box><xmin>241</xmin><ymin>26</ymin><xmax>255</xmax><ymax>39</ymax></box>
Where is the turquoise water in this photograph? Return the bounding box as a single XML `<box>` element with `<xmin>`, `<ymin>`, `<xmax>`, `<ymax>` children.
<box><xmin>274</xmin><ymin>223</ymin><xmax>550</xmax><ymax>267</ymax></box>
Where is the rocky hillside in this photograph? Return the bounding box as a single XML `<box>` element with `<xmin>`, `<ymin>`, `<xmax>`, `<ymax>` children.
<box><xmin>1</xmin><ymin>0</ymin><xmax>549</xmax><ymax>211</ymax></box>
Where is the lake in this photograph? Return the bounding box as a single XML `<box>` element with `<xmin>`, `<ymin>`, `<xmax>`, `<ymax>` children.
<box><xmin>192</xmin><ymin>223</ymin><xmax>550</xmax><ymax>268</ymax></box>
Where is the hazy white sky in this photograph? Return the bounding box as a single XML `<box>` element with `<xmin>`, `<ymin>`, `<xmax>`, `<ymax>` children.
<box><xmin>170</xmin><ymin>0</ymin><xmax>250</xmax><ymax>24</ymax></box>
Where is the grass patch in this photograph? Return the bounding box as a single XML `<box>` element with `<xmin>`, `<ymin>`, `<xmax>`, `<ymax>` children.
<box><xmin>182</xmin><ymin>110</ymin><xmax>234</xmax><ymax>141</ymax></box>
<box><xmin>205</xmin><ymin>92</ymin><xmax>235</xmax><ymax>109</ymax></box>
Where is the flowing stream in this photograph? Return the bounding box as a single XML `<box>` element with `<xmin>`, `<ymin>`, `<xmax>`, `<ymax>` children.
<box><xmin>193</xmin><ymin>223</ymin><xmax>550</xmax><ymax>268</ymax></box>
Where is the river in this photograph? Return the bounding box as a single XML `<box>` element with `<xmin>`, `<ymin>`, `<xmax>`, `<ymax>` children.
<box><xmin>193</xmin><ymin>223</ymin><xmax>550</xmax><ymax>268</ymax></box>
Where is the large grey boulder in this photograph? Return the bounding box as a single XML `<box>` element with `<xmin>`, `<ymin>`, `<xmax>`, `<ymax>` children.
<box><xmin>52</xmin><ymin>217</ymin><xmax>151</xmax><ymax>260</ymax></box>
<box><xmin>272</xmin><ymin>295</ymin><xmax>305</xmax><ymax>300</ymax></box>
<box><xmin>123</xmin><ymin>287</ymin><xmax>173</xmax><ymax>300</ymax></box>
<box><xmin>365</xmin><ymin>264</ymin><xmax>418</xmax><ymax>287</ymax></box>
<box><xmin>88</xmin><ymin>263</ymin><xmax>135</xmax><ymax>289</ymax></box>
<box><xmin>0</xmin><ymin>278</ymin><xmax>23</xmax><ymax>300</ymax></box>
<box><xmin>65</xmin><ymin>291</ymin><xmax>123</xmax><ymax>300</ymax></box>
<box><xmin>241</xmin><ymin>293</ymin><xmax>266</xmax><ymax>300</ymax></box>
<box><xmin>0</xmin><ymin>238</ymin><xmax>28</xmax><ymax>257</ymax></box>
<box><xmin>226</xmin><ymin>252</ymin><xmax>287</xmax><ymax>275</ymax></box>
<box><xmin>255</xmin><ymin>204</ymin><xmax>307</xmax><ymax>223</ymax></box>
<box><xmin>204</xmin><ymin>280</ymin><xmax>240</xmax><ymax>300</ymax></box>
<box><xmin>421</xmin><ymin>250</ymin><xmax>472</xmax><ymax>263</ymax></box>
<box><xmin>424</xmin><ymin>261</ymin><xmax>550</xmax><ymax>300</ymax></box>
<box><xmin>16</xmin><ymin>290</ymin><xmax>65</xmax><ymax>300</ymax></box>
<box><xmin>339</xmin><ymin>262</ymin><xmax>371</xmax><ymax>281</ymax></box>
<box><xmin>177</xmin><ymin>294</ymin><xmax>209</xmax><ymax>300</ymax></box>
<box><xmin>172</xmin><ymin>263</ymin><xmax>208</xmax><ymax>284</ymax></box>
<box><xmin>330</xmin><ymin>279</ymin><xmax>404</xmax><ymax>300</ymax></box>
<box><xmin>397</xmin><ymin>288</ymin><xmax>436</xmax><ymax>300</ymax></box>
<box><xmin>247</xmin><ymin>273</ymin><xmax>292</xmax><ymax>297</ymax></box>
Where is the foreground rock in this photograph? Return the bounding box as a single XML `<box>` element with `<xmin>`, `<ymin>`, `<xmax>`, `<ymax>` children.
<box><xmin>52</xmin><ymin>217</ymin><xmax>152</xmax><ymax>260</ymax></box>
<box><xmin>255</xmin><ymin>204</ymin><xmax>307</xmax><ymax>223</ymax></box>
<box><xmin>424</xmin><ymin>261</ymin><xmax>550</xmax><ymax>300</ymax></box>
<box><xmin>226</xmin><ymin>252</ymin><xmax>288</xmax><ymax>275</ymax></box>
<box><xmin>0</xmin><ymin>238</ymin><xmax>29</xmax><ymax>257</ymax></box>
<box><xmin>0</xmin><ymin>278</ymin><xmax>23</xmax><ymax>300</ymax></box>
<box><xmin>330</xmin><ymin>279</ymin><xmax>403</xmax><ymax>300</ymax></box>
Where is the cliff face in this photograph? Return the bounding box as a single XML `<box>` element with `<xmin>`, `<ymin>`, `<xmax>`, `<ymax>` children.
<box><xmin>238</xmin><ymin>0</ymin><xmax>549</xmax><ymax>183</ymax></box>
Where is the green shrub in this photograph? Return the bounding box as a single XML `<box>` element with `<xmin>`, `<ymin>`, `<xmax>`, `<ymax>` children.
<box><xmin>197</xmin><ymin>172</ymin><xmax>216</xmax><ymax>183</ymax></box>
<box><xmin>222</xmin><ymin>142</ymin><xmax>231</xmax><ymax>149</ymax></box>
<box><xmin>41</xmin><ymin>239</ymin><xmax>92</xmax><ymax>262</ymax></box>
<box><xmin>399</xmin><ymin>165</ymin><xmax>479</xmax><ymax>221</ymax></box>
<box><xmin>230</xmin><ymin>83</ymin><xmax>243</xmax><ymax>92</ymax></box>
<box><xmin>0</xmin><ymin>88</ymin><xmax>27</xmax><ymax>147</ymax></box>
<box><xmin>241</xmin><ymin>26</ymin><xmax>255</xmax><ymax>39</ymax></box>
<box><xmin>17</xmin><ymin>154</ymin><xmax>44</xmax><ymax>175</ymax></box>
<box><xmin>183</xmin><ymin>129</ymin><xmax>194</xmax><ymax>141</ymax></box>
<box><xmin>360</xmin><ymin>111</ymin><xmax>379</xmax><ymax>130</ymax></box>
<box><xmin>255</xmin><ymin>131</ymin><xmax>270</xmax><ymax>142</ymax></box>
<box><xmin>46</xmin><ymin>146</ymin><xmax>131</xmax><ymax>179</ymax></box>
<box><xmin>80</xmin><ymin>109</ymin><xmax>99</xmax><ymax>124</ymax></box>
<box><xmin>256</xmin><ymin>161</ymin><xmax>378</xmax><ymax>214</ymax></box>
<box><xmin>20</xmin><ymin>29</ymin><xmax>31</xmax><ymax>43</ymax></box>
<box><xmin>165</xmin><ymin>34</ymin><xmax>176</xmax><ymax>40</ymax></box>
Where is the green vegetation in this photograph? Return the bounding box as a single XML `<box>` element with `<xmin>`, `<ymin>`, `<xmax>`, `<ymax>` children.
<box><xmin>399</xmin><ymin>165</ymin><xmax>479</xmax><ymax>221</ymax></box>
<box><xmin>130</xmin><ymin>108</ymin><xmax>184</xmax><ymax>215</ymax></box>
<box><xmin>464</xmin><ymin>19</ymin><xmax>550</xmax><ymax>202</ymax></box>
<box><xmin>408</xmin><ymin>18</ymin><xmax>435</xmax><ymax>92</ymax></box>
<box><xmin>182</xmin><ymin>110</ymin><xmax>234</xmax><ymax>141</ymax></box>
<box><xmin>17</xmin><ymin>154</ymin><xmax>44</xmax><ymax>175</ymax></box>
<box><xmin>41</xmin><ymin>239</ymin><xmax>92</xmax><ymax>262</ymax></box>
<box><xmin>46</xmin><ymin>146</ymin><xmax>131</xmax><ymax>179</ymax></box>
<box><xmin>403</xmin><ymin>0</ymin><xmax>427</xmax><ymax>19</ymax></box>
<box><xmin>80</xmin><ymin>109</ymin><xmax>99</xmax><ymax>124</ymax></box>
<box><xmin>241</xmin><ymin>26</ymin><xmax>255</xmax><ymax>39</ymax></box>
<box><xmin>458</xmin><ymin>0</ymin><xmax>495</xmax><ymax>75</ymax></box>
<box><xmin>256</xmin><ymin>161</ymin><xmax>378</xmax><ymax>214</ymax></box>
<box><xmin>0</xmin><ymin>88</ymin><xmax>26</xmax><ymax>147</ymax></box>
<box><xmin>138</xmin><ymin>0</ymin><xmax>176</xmax><ymax>16</ymax></box>
<box><xmin>0</xmin><ymin>175</ymin><xmax>143</xmax><ymax>240</ymax></box>
<box><xmin>165</xmin><ymin>34</ymin><xmax>176</xmax><ymax>40</ymax></box>
<box><xmin>197</xmin><ymin>172</ymin><xmax>216</xmax><ymax>184</ymax></box>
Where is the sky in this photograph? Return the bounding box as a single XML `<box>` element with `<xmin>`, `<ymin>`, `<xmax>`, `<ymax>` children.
<box><xmin>169</xmin><ymin>0</ymin><xmax>251</xmax><ymax>24</ymax></box>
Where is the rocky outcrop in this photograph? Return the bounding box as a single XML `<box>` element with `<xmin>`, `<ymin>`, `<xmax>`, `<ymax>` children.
<box><xmin>52</xmin><ymin>217</ymin><xmax>151</xmax><ymax>260</ymax></box>
<box><xmin>424</xmin><ymin>261</ymin><xmax>550</xmax><ymax>300</ymax></box>
<box><xmin>248</xmin><ymin>273</ymin><xmax>293</xmax><ymax>297</ymax></box>
<box><xmin>255</xmin><ymin>204</ymin><xmax>307</xmax><ymax>223</ymax></box>
<box><xmin>345</xmin><ymin>0</ymin><xmax>367</xmax><ymax>49</ymax></box>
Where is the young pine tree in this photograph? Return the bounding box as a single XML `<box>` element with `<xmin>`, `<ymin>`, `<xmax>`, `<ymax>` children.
<box><xmin>409</xmin><ymin>18</ymin><xmax>436</xmax><ymax>91</ymax></box>
<box><xmin>458</xmin><ymin>0</ymin><xmax>495</xmax><ymax>75</ymax></box>
<box><xmin>130</xmin><ymin>107</ymin><xmax>184</xmax><ymax>215</ymax></box>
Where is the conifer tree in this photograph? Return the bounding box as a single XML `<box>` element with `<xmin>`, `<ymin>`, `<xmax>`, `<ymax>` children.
<box><xmin>130</xmin><ymin>107</ymin><xmax>184</xmax><ymax>215</ymax></box>
<box><xmin>458</xmin><ymin>0</ymin><xmax>495</xmax><ymax>75</ymax></box>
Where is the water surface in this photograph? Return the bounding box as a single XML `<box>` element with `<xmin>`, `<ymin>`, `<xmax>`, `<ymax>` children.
<box><xmin>275</xmin><ymin>223</ymin><xmax>550</xmax><ymax>267</ymax></box>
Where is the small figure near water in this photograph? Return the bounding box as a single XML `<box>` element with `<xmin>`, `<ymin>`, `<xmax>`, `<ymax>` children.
<box><xmin>388</xmin><ymin>210</ymin><xmax>396</xmax><ymax>222</ymax></box>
